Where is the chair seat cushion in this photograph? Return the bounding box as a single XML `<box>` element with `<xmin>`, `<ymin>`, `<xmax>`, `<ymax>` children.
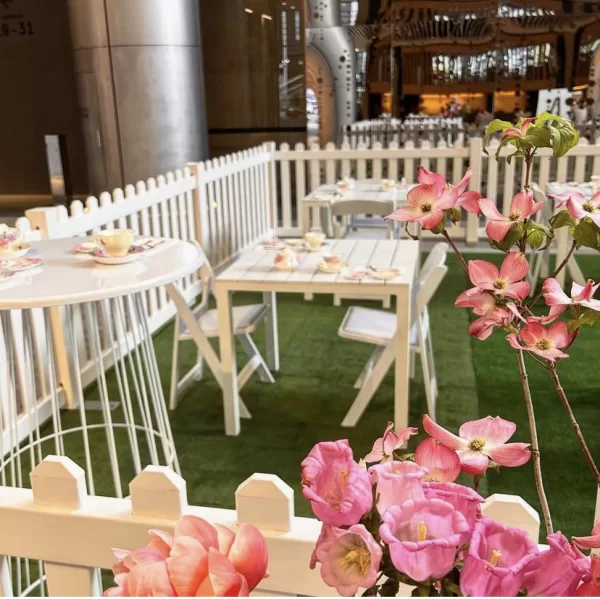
<box><xmin>181</xmin><ymin>304</ymin><xmax>268</xmax><ymax>339</ymax></box>
<box><xmin>339</xmin><ymin>306</ymin><xmax>419</xmax><ymax>346</ymax></box>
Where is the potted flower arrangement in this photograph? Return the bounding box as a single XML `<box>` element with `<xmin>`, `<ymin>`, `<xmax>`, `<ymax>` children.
<box><xmin>302</xmin><ymin>113</ymin><xmax>600</xmax><ymax>596</ymax></box>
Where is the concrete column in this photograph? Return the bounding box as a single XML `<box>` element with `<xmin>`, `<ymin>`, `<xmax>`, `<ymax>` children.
<box><xmin>67</xmin><ymin>0</ymin><xmax>208</xmax><ymax>193</ymax></box>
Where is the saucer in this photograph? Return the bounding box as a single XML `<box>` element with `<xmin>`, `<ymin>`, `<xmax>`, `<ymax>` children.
<box><xmin>284</xmin><ymin>239</ymin><xmax>305</xmax><ymax>248</ymax></box>
<box><xmin>0</xmin><ymin>271</ymin><xmax>15</xmax><ymax>283</ymax></box>
<box><xmin>0</xmin><ymin>244</ymin><xmax>31</xmax><ymax>259</ymax></box>
<box><xmin>93</xmin><ymin>245</ymin><xmax>148</xmax><ymax>265</ymax></box>
<box><xmin>304</xmin><ymin>242</ymin><xmax>327</xmax><ymax>252</ymax></box>
<box><xmin>263</xmin><ymin>239</ymin><xmax>286</xmax><ymax>251</ymax></box>
<box><xmin>368</xmin><ymin>267</ymin><xmax>403</xmax><ymax>280</ymax></box>
<box><xmin>0</xmin><ymin>257</ymin><xmax>42</xmax><ymax>272</ymax></box>
<box><xmin>74</xmin><ymin>241</ymin><xmax>102</xmax><ymax>254</ymax></box>
<box><xmin>318</xmin><ymin>260</ymin><xmax>346</xmax><ymax>273</ymax></box>
<box><xmin>342</xmin><ymin>267</ymin><xmax>368</xmax><ymax>281</ymax></box>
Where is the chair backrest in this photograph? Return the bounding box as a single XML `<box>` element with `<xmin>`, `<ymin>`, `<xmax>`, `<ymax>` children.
<box><xmin>415</xmin><ymin>250</ymin><xmax>448</xmax><ymax>312</ymax></box>
<box><xmin>419</xmin><ymin>242</ymin><xmax>449</xmax><ymax>279</ymax></box>
<box><xmin>531</xmin><ymin>183</ymin><xmax>553</xmax><ymax>223</ymax></box>
<box><xmin>329</xmin><ymin>198</ymin><xmax>395</xmax><ymax>218</ymax></box>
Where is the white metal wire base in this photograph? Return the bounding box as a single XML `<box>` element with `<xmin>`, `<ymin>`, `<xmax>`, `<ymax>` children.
<box><xmin>0</xmin><ymin>292</ymin><xmax>179</xmax><ymax>596</ymax></box>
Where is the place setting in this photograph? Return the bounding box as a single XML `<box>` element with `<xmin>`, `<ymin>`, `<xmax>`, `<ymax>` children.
<box><xmin>0</xmin><ymin>224</ymin><xmax>43</xmax><ymax>283</ymax></box>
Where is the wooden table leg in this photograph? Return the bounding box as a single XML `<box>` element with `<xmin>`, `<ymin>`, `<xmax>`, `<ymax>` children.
<box><xmin>394</xmin><ymin>286</ymin><xmax>411</xmax><ymax>429</ymax></box>
<box><xmin>263</xmin><ymin>291</ymin><xmax>280</xmax><ymax>372</ymax></box>
<box><xmin>215</xmin><ymin>284</ymin><xmax>241</xmax><ymax>436</ymax></box>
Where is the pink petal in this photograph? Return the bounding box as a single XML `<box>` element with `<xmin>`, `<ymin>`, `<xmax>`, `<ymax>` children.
<box><xmin>227</xmin><ymin>524</ymin><xmax>268</xmax><ymax>591</ymax></box>
<box><xmin>506</xmin><ymin>333</ymin><xmax>523</xmax><ymax>350</ymax></box>
<box><xmin>364</xmin><ymin>438</ymin><xmax>385</xmax><ymax>463</ymax></box>
<box><xmin>565</xmin><ymin>198</ymin><xmax>587</xmax><ymax>220</ymax></box>
<box><xmin>573</xmin><ymin>521</ymin><xmax>600</xmax><ymax>550</ymax></box>
<box><xmin>543</xmin><ymin>278</ymin><xmax>572</xmax><ymax>306</ymax></box>
<box><xmin>502</xmin><ymin>128</ymin><xmax>522</xmax><ymax>138</ymax></box>
<box><xmin>457</xmin><ymin>450</ymin><xmax>489</xmax><ymax>475</ymax></box>
<box><xmin>147</xmin><ymin>561</ymin><xmax>176</xmax><ymax>597</ymax></box>
<box><xmin>551</xmin><ymin>190</ymin><xmax>587</xmax><ymax>205</ymax></box>
<box><xmin>468</xmin><ymin>260</ymin><xmax>499</xmax><ymax>287</ymax></box>
<box><xmin>530</xmin><ymin>200</ymin><xmax>544</xmax><ymax>216</ymax></box>
<box><xmin>407</xmin><ymin>183</ymin><xmax>438</xmax><ymax>208</ymax></box>
<box><xmin>500</xmin><ymin>252</ymin><xmax>529</xmax><ymax>283</ymax></box>
<box><xmin>479</xmin><ymin>197</ymin><xmax>506</xmax><ymax>221</ymax></box>
<box><xmin>454</xmin><ymin>168</ymin><xmax>473</xmax><ymax>196</ymax></box>
<box><xmin>582</xmin><ymin>299</ymin><xmax>600</xmax><ymax>312</ymax></box>
<box><xmin>166</xmin><ymin>536</ymin><xmax>209</xmax><ymax>596</ymax></box>
<box><xmin>510</xmin><ymin>191</ymin><xmax>533</xmax><ymax>217</ymax></box>
<box><xmin>458</xmin><ymin>191</ymin><xmax>483</xmax><ymax>215</ymax></box>
<box><xmin>543</xmin><ymin>304</ymin><xmax>567</xmax><ymax>323</ymax></box>
<box><xmin>549</xmin><ymin>321</ymin><xmax>574</xmax><ymax>348</ymax></box>
<box><xmin>486</xmin><ymin>220</ymin><xmax>516</xmax><ymax>243</ymax></box>
<box><xmin>455</xmin><ymin>289</ymin><xmax>495</xmax><ymax>316</ymax></box>
<box><xmin>519</xmin><ymin>117</ymin><xmax>536</xmax><ymax>134</ymax></box>
<box><xmin>199</xmin><ymin>549</ymin><xmax>249</xmax><ymax>597</ymax></box>
<box><xmin>415</xmin><ymin>438</ymin><xmax>461</xmax><ymax>482</ymax></box>
<box><xmin>418</xmin><ymin>167</ymin><xmax>446</xmax><ymax>195</ymax></box>
<box><xmin>148</xmin><ymin>530</ymin><xmax>173</xmax><ymax>558</ymax></box>
<box><xmin>488</xmin><ymin>443</ymin><xmax>531</xmax><ymax>468</ymax></box>
<box><xmin>503</xmin><ymin>281</ymin><xmax>531</xmax><ymax>301</ymax></box>
<box><xmin>468</xmin><ymin>316</ymin><xmax>496</xmax><ymax>340</ymax></box>
<box><xmin>572</xmin><ymin>280</ymin><xmax>597</xmax><ymax>302</ymax></box>
<box><xmin>531</xmin><ymin>346</ymin><xmax>570</xmax><ymax>362</ymax></box>
<box><xmin>435</xmin><ymin>186</ymin><xmax>459</xmax><ymax>210</ymax></box>
<box><xmin>422</xmin><ymin>414</ymin><xmax>465</xmax><ymax>451</ymax></box>
<box><xmin>418</xmin><ymin>209</ymin><xmax>445</xmax><ymax>231</ymax></box>
<box><xmin>506</xmin><ymin>302</ymin><xmax>526</xmax><ymax>322</ymax></box>
<box><xmin>520</xmin><ymin>321</ymin><xmax>547</xmax><ymax>345</ymax></box>
<box><xmin>385</xmin><ymin>205</ymin><xmax>423</xmax><ymax>222</ymax></box>
<box><xmin>174</xmin><ymin>515</ymin><xmax>219</xmax><ymax>551</ymax></box>
<box><xmin>459</xmin><ymin>416</ymin><xmax>517</xmax><ymax>446</ymax></box>
<box><xmin>214</xmin><ymin>524</ymin><xmax>236</xmax><ymax>556</ymax></box>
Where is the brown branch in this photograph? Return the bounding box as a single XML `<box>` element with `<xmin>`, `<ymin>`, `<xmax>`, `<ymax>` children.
<box><xmin>527</xmin><ymin>240</ymin><xmax>577</xmax><ymax>308</ymax></box>
<box><xmin>442</xmin><ymin>230</ymin><xmax>468</xmax><ymax>274</ymax></box>
<box><xmin>516</xmin><ymin>349</ymin><xmax>554</xmax><ymax>534</ymax></box>
<box><xmin>548</xmin><ymin>363</ymin><xmax>600</xmax><ymax>485</ymax></box>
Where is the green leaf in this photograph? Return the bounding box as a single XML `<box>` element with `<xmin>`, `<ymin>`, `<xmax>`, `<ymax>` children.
<box><xmin>430</xmin><ymin>219</ymin><xmax>447</xmax><ymax>235</ymax></box>
<box><xmin>484</xmin><ymin>119</ymin><xmax>513</xmax><ymax>147</ymax></box>
<box><xmin>577</xmin><ymin>309</ymin><xmax>600</xmax><ymax>328</ymax></box>
<box><xmin>522</xmin><ymin>125</ymin><xmax>552</xmax><ymax>148</ymax></box>
<box><xmin>525</xmin><ymin>221</ymin><xmax>551</xmax><ymax>250</ymax></box>
<box><xmin>549</xmin><ymin>209</ymin><xmax>577</xmax><ymax>230</ymax></box>
<box><xmin>489</xmin><ymin>222</ymin><xmax>524</xmax><ymax>252</ymax></box>
<box><xmin>573</xmin><ymin>220</ymin><xmax>600</xmax><ymax>250</ymax></box>
<box><xmin>380</xmin><ymin>579</ymin><xmax>400</xmax><ymax>597</ymax></box>
<box><xmin>449</xmin><ymin>207</ymin><xmax>462</xmax><ymax>224</ymax></box>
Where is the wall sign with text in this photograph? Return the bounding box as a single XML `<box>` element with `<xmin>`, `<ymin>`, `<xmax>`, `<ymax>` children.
<box><xmin>0</xmin><ymin>0</ymin><xmax>35</xmax><ymax>42</ymax></box>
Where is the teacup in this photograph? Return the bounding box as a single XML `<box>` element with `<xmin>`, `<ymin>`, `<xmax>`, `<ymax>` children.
<box><xmin>274</xmin><ymin>247</ymin><xmax>298</xmax><ymax>271</ymax></box>
<box><xmin>96</xmin><ymin>229</ymin><xmax>134</xmax><ymax>257</ymax></box>
<box><xmin>0</xmin><ymin>225</ymin><xmax>22</xmax><ymax>257</ymax></box>
<box><xmin>304</xmin><ymin>230</ymin><xmax>325</xmax><ymax>250</ymax></box>
<box><xmin>323</xmin><ymin>251</ymin><xmax>342</xmax><ymax>265</ymax></box>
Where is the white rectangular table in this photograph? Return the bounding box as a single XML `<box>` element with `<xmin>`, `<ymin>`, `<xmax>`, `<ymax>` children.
<box><xmin>214</xmin><ymin>239</ymin><xmax>420</xmax><ymax>435</ymax></box>
<box><xmin>302</xmin><ymin>180</ymin><xmax>409</xmax><ymax>235</ymax></box>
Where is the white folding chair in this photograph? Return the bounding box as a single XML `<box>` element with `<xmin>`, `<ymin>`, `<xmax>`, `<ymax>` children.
<box><xmin>337</xmin><ymin>248</ymin><xmax>448</xmax><ymax>426</ymax></box>
<box><xmin>169</xmin><ymin>260</ymin><xmax>274</xmax><ymax>411</ymax></box>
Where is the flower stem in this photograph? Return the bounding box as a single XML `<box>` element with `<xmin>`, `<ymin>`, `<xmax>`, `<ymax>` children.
<box><xmin>527</xmin><ymin>240</ymin><xmax>577</xmax><ymax>308</ymax></box>
<box><xmin>442</xmin><ymin>230</ymin><xmax>468</xmax><ymax>274</ymax></box>
<box><xmin>548</xmin><ymin>363</ymin><xmax>600</xmax><ymax>485</ymax></box>
<box><xmin>516</xmin><ymin>349</ymin><xmax>554</xmax><ymax>534</ymax></box>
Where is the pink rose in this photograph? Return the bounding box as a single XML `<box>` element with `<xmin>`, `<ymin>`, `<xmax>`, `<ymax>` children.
<box><xmin>302</xmin><ymin>440</ymin><xmax>373</xmax><ymax>526</ymax></box>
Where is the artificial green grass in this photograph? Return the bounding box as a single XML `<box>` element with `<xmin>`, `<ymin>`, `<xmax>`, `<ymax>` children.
<box><xmin>50</xmin><ymin>253</ymin><xmax>600</xmax><ymax>539</ymax></box>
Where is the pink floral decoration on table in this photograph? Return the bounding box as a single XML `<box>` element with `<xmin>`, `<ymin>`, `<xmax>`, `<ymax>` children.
<box><xmin>104</xmin><ymin>516</ymin><xmax>268</xmax><ymax>597</ymax></box>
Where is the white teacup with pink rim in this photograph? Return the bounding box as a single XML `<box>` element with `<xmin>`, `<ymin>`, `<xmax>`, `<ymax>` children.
<box><xmin>274</xmin><ymin>247</ymin><xmax>298</xmax><ymax>271</ymax></box>
<box><xmin>319</xmin><ymin>251</ymin><xmax>345</xmax><ymax>273</ymax></box>
<box><xmin>96</xmin><ymin>229</ymin><xmax>135</xmax><ymax>257</ymax></box>
<box><xmin>0</xmin><ymin>224</ymin><xmax>24</xmax><ymax>258</ymax></box>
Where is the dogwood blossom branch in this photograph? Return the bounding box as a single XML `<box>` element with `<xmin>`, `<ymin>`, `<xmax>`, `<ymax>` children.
<box><xmin>516</xmin><ymin>348</ymin><xmax>554</xmax><ymax>535</ymax></box>
<box><xmin>441</xmin><ymin>230</ymin><xmax>469</xmax><ymax>274</ymax></box>
<box><xmin>548</xmin><ymin>363</ymin><xmax>600</xmax><ymax>485</ymax></box>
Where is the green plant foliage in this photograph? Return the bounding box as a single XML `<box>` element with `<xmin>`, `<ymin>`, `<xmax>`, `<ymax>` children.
<box><xmin>573</xmin><ymin>220</ymin><xmax>600</xmax><ymax>250</ymax></box>
<box><xmin>488</xmin><ymin>223</ymin><xmax>524</xmax><ymax>252</ymax></box>
<box><xmin>549</xmin><ymin>210</ymin><xmax>577</xmax><ymax>231</ymax></box>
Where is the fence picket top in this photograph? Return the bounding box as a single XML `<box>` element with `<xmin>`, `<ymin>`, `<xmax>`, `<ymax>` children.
<box><xmin>166</xmin><ymin>171</ymin><xmax>175</xmax><ymax>184</ymax></box>
<box><xmin>146</xmin><ymin>176</ymin><xmax>157</xmax><ymax>190</ymax></box>
<box><xmin>481</xmin><ymin>493</ymin><xmax>540</xmax><ymax>542</ymax></box>
<box><xmin>99</xmin><ymin>191</ymin><xmax>113</xmax><ymax>206</ymax></box>
<box><xmin>325</xmin><ymin>142</ymin><xmax>336</xmax><ymax>151</ymax></box>
<box><xmin>279</xmin><ymin>142</ymin><xmax>290</xmax><ymax>152</ymax></box>
<box><xmin>294</xmin><ymin>142</ymin><xmax>305</xmax><ymax>151</ymax></box>
<box><xmin>30</xmin><ymin>455</ymin><xmax>87</xmax><ymax>510</ymax></box>
<box><xmin>70</xmin><ymin>199</ymin><xmax>84</xmax><ymax>216</ymax></box>
<box><xmin>129</xmin><ymin>465</ymin><xmax>187</xmax><ymax>520</ymax></box>
<box><xmin>136</xmin><ymin>180</ymin><xmax>148</xmax><ymax>194</ymax></box>
<box><xmin>157</xmin><ymin>174</ymin><xmax>167</xmax><ymax>186</ymax></box>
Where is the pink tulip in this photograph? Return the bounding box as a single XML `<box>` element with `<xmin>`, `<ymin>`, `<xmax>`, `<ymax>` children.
<box><xmin>369</xmin><ymin>460</ymin><xmax>427</xmax><ymax>515</ymax></box>
<box><xmin>423</xmin><ymin>414</ymin><xmax>531</xmax><ymax>475</ymax></box>
<box><xmin>573</xmin><ymin>521</ymin><xmax>600</xmax><ymax>550</ymax></box>
<box><xmin>364</xmin><ymin>421</ymin><xmax>418</xmax><ymax>463</ymax></box>
<box><xmin>313</xmin><ymin>524</ymin><xmax>382</xmax><ymax>596</ymax></box>
<box><xmin>552</xmin><ymin>190</ymin><xmax>600</xmax><ymax>226</ymax></box>
<box><xmin>480</xmin><ymin>192</ymin><xmax>543</xmax><ymax>242</ymax></box>
<box><xmin>576</xmin><ymin>555</ymin><xmax>600</xmax><ymax>596</ymax></box>
<box><xmin>524</xmin><ymin>532</ymin><xmax>590</xmax><ymax>596</ymax></box>
<box><xmin>467</xmin><ymin>252</ymin><xmax>530</xmax><ymax>301</ymax></box>
<box><xmin>379</xmin><ymin>497</ymin><xmax>469</xmax><ymax>582</ymax></box>
<box><xmin>422</xmin><ymin>481</ymin><xmax>484</xmax><ymax>533</ymax></box>
<box><xmin>542</xmin><ymin>278</ymin><xmax>600</xmax><ymax>322</ymax></box>
<box><xmin>104</xmin><ymin>516</ymin><xmax>268</xmax><ymax>597</ymax></box>
<box><xmin>507</xmin><ymin>319</ymin><xmax>574</xmax><ymax>362</ymax></box>
<box><xmin>460</xmin><ymin>516</ymin><xmax>539</xmax><ymax>597</ymax></box>
<box><xmin>468</xmin><ymin>307</ymin><xmax>515</xmax><ymax>341</ymax></box>
<box><xmin>502</xmin><ymin>117</ymin><xmax>536</xmax><ymax>139</ymax></box>
<box><xmin>414</xmin><ymin>438</ymin><xmax>461</xmax><ymax>483</ymax></box>
<box><xmin>386</xmin><ymin>183</ymin><xmax>458</xmax><ymax>230</ymax></box>
<box><xmin>302</xmin><ymin>440</ymin><xmax>373</xmax><ymax>526</ymax></box>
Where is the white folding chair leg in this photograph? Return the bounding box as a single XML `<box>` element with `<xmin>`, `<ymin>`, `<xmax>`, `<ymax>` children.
<box><xmin>334</xmin><ymin>294</ymin><xmax>342</xmax><ymax>307</ymax></box>
<box><xmin>237</xmin><ymin>333</ymin><xmax>275</xmax><ymax>384</ymax></box>
<box><xmin>354</xmin><ymin>345</ymin><xmax>384</xmax><ymax>389</ymax></box>
<box><xmin>169</xmin><ymin>316</ymin><xmax>182</xmax><ymax>411</ymax></box>
<box><xmin>419</xmin><ymin>320</ymin><xmax>437</xmax><ymax>420</ymax></box>
<box><xmin>409</xmin><ymin>351</ymin><xmax>416</xmax><ymax>379</ymax></box>
<box><xmin>342</xmin><ymin>341</ymin><xmax>395</xmax><ymax>427</ymax></box>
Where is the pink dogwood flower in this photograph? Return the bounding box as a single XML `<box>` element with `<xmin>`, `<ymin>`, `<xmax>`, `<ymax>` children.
<box><xmin>576</xmin><ymin>555</ymin><xmax>600</xmax><ymax>596</ymax></box>
<box><xmin>542</xmin><ymin>278</ymin><xmax>600</xmax><ymax>322</ymax></box>
<box><xmin>379</xmin><ymin>497</ymin><xmax>469</xmax><ymax>582</ymax></box>
<box><xmin>573</xmin><ymin>521</ymin><xmax>600</xmax><ymax>550</ymax></box>
<box><xmin>467</xmin><ymin>252</ymin><xmax>530</xmax><ymax>300</ymax></box>
<box><xmin>468</xmin><ymin>307</ymin><xmax>515</xmax><ymax>340</ymax></box>
<box><xmin>551</xmin><ymin>190</ymin><xmax>600</xmax><ymax>226</ymax></box>
<box><xmin>414</xmin><ymin>438</ymin><xmax>461</xmax><ymax>483</ymax></box>
<box><xmin>418</xmin><ymin>166</ymin><xmax>483</xmax><ymax>214</ymax></box>
<box><xmin>479</xmin><ymin>192</ymin><xmax>543</xmax><ymax>242</ymax></box>
<box><xmin>524</xmin><ymin>532</ymin><xmax>591</xmax><ymax>596</ymax></box>
<box><xmin>507</xmin><ymin>319</ymin><xmax>574</xmax><ymax>362</ymax></box>
<box><xmin>369</xmin><ymin>460</ymin><xmax>427</xmax><ymax>515</ymax></box>
<box><xmin>460</xmin><ymin>516</ymin><xmax>540</xmax><ymax>597</ymax></box>
<box><xmin>364</xmin><ymin>421</ymin><xmax>418</xmax><ymax>463</ymax></box>
<box><xmin>423</xmin><ymin>414</ymin><xmax>531</xmax><ymax>475</ymax></box>
<box><xmin>302</xmin><ymin>440</ymin><xmax>373</xmax><ymax>526</ymax></box>
<box><xmin>422</xmin><ymin>482</ymin><xmax>484</xmax><ymax>535</ymax></box>
<box><xmin>313</xmin><ymin>524</ymin><xmax>382</xmax><ymax>596</ymax></box>
<box><xmin>386</xmin><ymin>183</ymin><xmax>458</xmax><ymax>230</ymax></box>
<box><xmin>502</xmin><ymin>117</ymin><xmax>536</xmax><ymax>139</ymax></box>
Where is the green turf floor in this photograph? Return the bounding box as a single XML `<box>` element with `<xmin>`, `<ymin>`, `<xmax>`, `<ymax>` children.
<box><xmin>54</xmin><ymin>253</ymin><xmax>600</xmax><ymax>540</ymax></box>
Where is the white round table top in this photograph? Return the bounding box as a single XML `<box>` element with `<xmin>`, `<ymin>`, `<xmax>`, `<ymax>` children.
<box><xmin>0</xmin><ymin>237</ymin><xmax>204</xmax><ymax>310</ymax></box>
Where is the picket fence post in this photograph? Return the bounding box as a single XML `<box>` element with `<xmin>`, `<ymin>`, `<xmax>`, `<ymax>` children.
<box><xmin>187</xmin><ymin>161</ymin><xmax>211</xmax><ymax>269</ymax></box>
<box><xmin>31</xmin><ymin>456</ymin><xmax>102</xmax><ymax>597</ymax></box>
<box><xmin>130</xmin><ymin>465</ymin><xmax>187</xmax><ymax>519</ymax></box>
<box><xmin>481</xmin><ymin>493</ymin><xmax>540</xmax><ymax>542</ymax></box>
<box><xmin>264</xmin><ymin>142</ymin><xmax>279</xmax><ymax>234</ymax></box>
<box><xmin>467</xmin><ymin>137</ymin><xmax>483</xmax><ymax>245</ymax></box>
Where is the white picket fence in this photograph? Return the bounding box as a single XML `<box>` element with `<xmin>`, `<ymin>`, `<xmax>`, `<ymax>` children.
<box><xmin>0</xmin><ymin>454</ymin><xmax>541</xmax><ymax>597</ymax></box>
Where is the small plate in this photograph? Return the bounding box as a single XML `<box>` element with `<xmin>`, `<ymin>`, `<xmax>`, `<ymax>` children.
<box><xmin>318</xmin><ymin>260</ymin><xmax>346</xmax><ymax>273</ymax></box>
<box><xmin>263</xmin><ymin>239</ymin><xmax>286</xmax><ymax>251</ymax></box>
<box><xmin>285</xmin><ymin>239</ymin><xmax>305</xmax><ymax>248</ymax></box>
<box><xmin>368</xmin><ymin>267</ymin><xmax>403</xmax><ymax>280</ymax></box>
<box><xmin>93</xmin><ymin>245</ymin><xmax>148</xmax><ymax>265</ymax></box>
<box><xmin>0</xmin><ymin>257</ymin><xmax>42</xmax><ymax>272</ymax></box>
<box><xmin>342</xmin><ymin>267</ymin><xmax>368</xmax><ymax>280</ymax></box>
<box><xmin>304</xmin><ymin>242</ymin><xmax>328</xmax><ymax>252</ymax></box>
<box><xmin>74</xmin><ymin>241</ymin><xmax>102</xmax><ymax>254</ymax></box>
<box><xmin>0</xmin><ymin>244</ymin><xmax>31</xmax><ymax>259</ymax></box>
<box><xmin>0</xmin><ymin>271</ymin><xmax>15</xmax><ymax>283</ymax></box>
